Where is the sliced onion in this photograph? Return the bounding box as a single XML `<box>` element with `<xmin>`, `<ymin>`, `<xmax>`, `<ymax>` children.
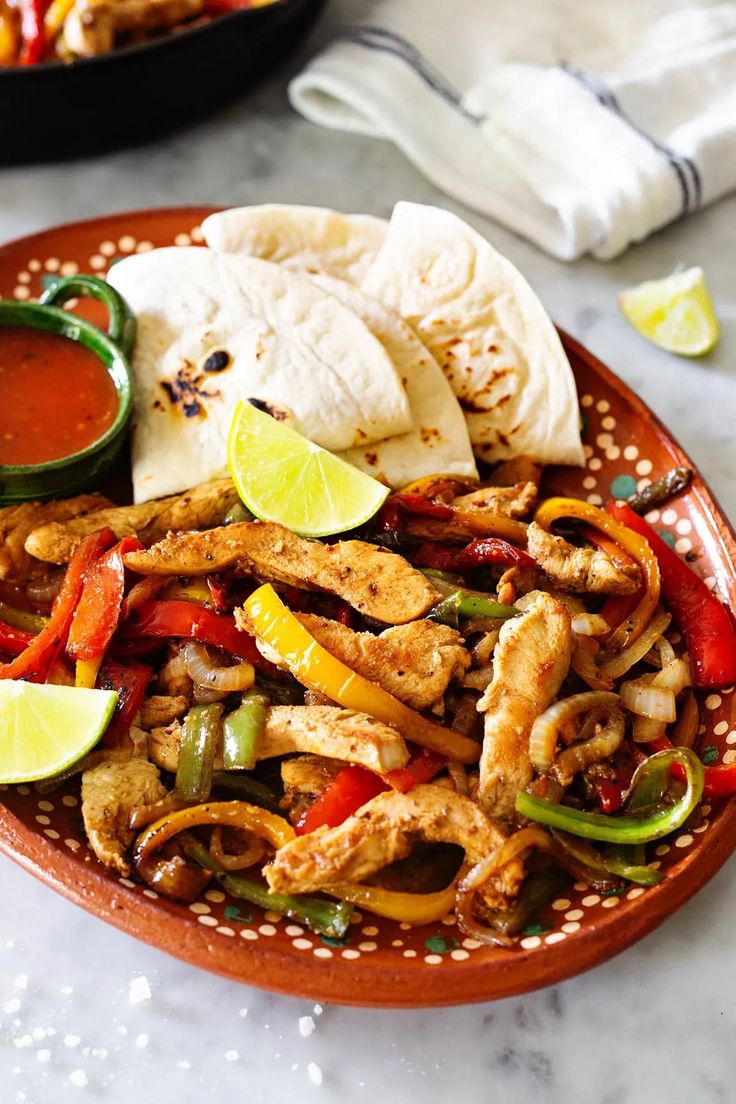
<box><xmin>455</xmin><ymin>828</ymin><xmax>552</xmax><ymax>947</ymax></box>
<box><xmin>529</xmin><ymin>691</ymin><xmax>620</xmax><ymax>773</ymax></box>
<box><xmin>209</xmin><ymin>825</ymin><xmax>266</xmax><ymax>871</ymax></box>
<box><xmin>621</xmin><ymin>679</ymin><xmax>676</xmax><ymax>722</ymax></box>
<box><xmin>450</xmin><ymin>693</ymin><xmax>480</xmax><ymax>736</ymax></box>
<box><xmin>655</xmin><ymin>635</ymin><xmax>677</xmax><ymax>669</ymax></box>
<box><xmin>571</xmin><ymin>641</ymin><xmax>613</xmax><ymax>691</ymax></box>
<box><xmin>632</xmin><ymin>715</ymin><xmax>666</xmax><ymax>744</ymax></box>
<box><xmin>26</xmin><ymin>569</ymin><xmax>65</xmax><ymax>605</ymax></box>
<box><xmin>471</xmin><ymin>631</ymin><xmax>498</xmax><ymax>667</ymax></box>
<box><xmin>463</xmin><ymin>665</ymin><xmax>494</xmax><ymax>692</ymax></box>
<box><xmin>182</xmin><ymin>641</ymin><xmax>255</xmax><ymax>693</ymax></box>
<box><xmin>571</xmin><ymin>613</ymin><xmax>610</xmax><ymax>637</ymax></box>
<box><xmin>446</xmin><ymin>760</ymin><xmax>469</xmax><ymax>796</ymax></box>
<box><xmin>653</xmin><ymin>657</ymin><xmax>691</xmax><ymax>696</ymax></box>
<box><xmin>551</xmin><ymin>708</ymin><xmax>625</xmax><ymax>787</ymax></box>
<box><xmin>598</xmin><ymin>608</ymin><xmax>671</xmax><ymax>681</ymax></box>
<box><xmin>670</xmin><ymin>689</ymin><xmax>699</xmax><ymax>749</ymax></box>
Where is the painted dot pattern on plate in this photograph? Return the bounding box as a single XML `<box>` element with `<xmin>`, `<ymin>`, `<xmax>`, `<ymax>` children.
<box><xmin>0</xmin><ymin>214</ymin><xmax>734</xmax><ymax>1005</ymax></box>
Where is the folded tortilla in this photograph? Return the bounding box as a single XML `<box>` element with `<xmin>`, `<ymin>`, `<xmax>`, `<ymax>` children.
<box><xmin>107</xmin><ymin>248</ymin><xmax>412</xmax><ymax>503</ymax></box>
<box><xmin>308</xmin><ymin>274</ymin><xmax>477</xmax><ymax>487</ymax></box>
<box><xmin>201</xmin><ymin>205</ymin><xmax>387</xmax><ymax>286</ymax></box>
<box><xmin>362</xmin><ymin>203</ymin><xmax>585</xmax><ymax>467</ymax></box>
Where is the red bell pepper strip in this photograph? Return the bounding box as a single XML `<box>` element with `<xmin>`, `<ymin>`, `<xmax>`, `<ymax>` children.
<box><xmin>67</xmin><ymin>537</ymin><xmax>143</xmax><ymax>662</ymax></box>
<box><xmin>0</xmin><ymin>620</ymin><xmax>35</xmax><ymax>657</ymax></box>
<box><xmin>97</xmin><ymin>659</ymin><xmax>152</xmax><ymax>748</ymax></box>
<box><xmin>296</xmin><ymin>765</ymin><xmax>387</xmax><ymax>835</ymax></box>
<box><xmin>0</xmin><ymin>529</ymin><xmax>116</xmax><ymax>683</ymax></box>
<box><xmin>652</xmin><ymin>732</ymin><xmax>736</xmax><ymax>800</ymax></box>
<box><xmin>414</xmin><ymin>537</ymin><xmax>535</xmax><ymax>573</ymax></box>
<box><xmin>206</xmin><ymin>576</ymin><xmax>229</xmax><ymax>613</ymax></box>
<box><xmin>382</xmin><ymin>748</ymin><xmax>447</xmax><ymax>793</ymax></box>
<box><xmin>119</xmin><ymin>599</ymin><xmax>273</xmax><ymax>670</ymax></box>
<box><xmin>606</xmin><ymin>501</ymin><xmax>736</xmax><ymax>689</ymax></box>
<box><xmin>379</xmin><ymin>494</ymin><xmax>453</xmax><ymax>531</ymax></box>
<box><xmin>18</xmin><ymin>0</ymin><xmax>45</xmax><ymax>64</ymax></box>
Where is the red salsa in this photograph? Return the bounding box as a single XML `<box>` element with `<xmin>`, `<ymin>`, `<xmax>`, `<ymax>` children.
<box><xmin>0</xmin><ymin>326</ymin><xmax>118</xmax><ymax>466</ymax></box>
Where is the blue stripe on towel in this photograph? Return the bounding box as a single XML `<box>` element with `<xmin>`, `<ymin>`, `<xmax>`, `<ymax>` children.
<box><xmin>558</xmin><ymin>62</ymin><xmax>700</xmax><ymax>216</ymax></box>
<box><xmin>335</xmin><ymin>26</ymin><xmax>485</xmax><ymax>125</ymax></box>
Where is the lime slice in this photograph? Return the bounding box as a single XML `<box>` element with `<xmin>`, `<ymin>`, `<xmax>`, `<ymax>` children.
<box><xmin>227</xmin><ymin>401</ymin><xmax>390</xmax><ymax>537</ymax></box>
<box><xmin>0</xmin><ymin>682</ymin><xmax>117</xmax><ymax>784</ymax></box>
<box><xmin>619</xmin><ymin>267</ymin><xmax>719</xmax><ymax>356</ymax></box>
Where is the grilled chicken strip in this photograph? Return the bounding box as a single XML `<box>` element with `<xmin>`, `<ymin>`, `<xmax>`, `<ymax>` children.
<box><xmin>237</xmin><ymin>613</ymin><xmax>470</xmax><ymax>711</ymax></box>
<box><xmin>0</xmin><ymin>493</ymin><xmax>112</xmax><ymax>580</ymax></box>
<box><xmin>64</xmin><ymin>0</ymin><xmax>203</xmax><ymax>57</ymax></box>
<box><xmin>123</xmin><ymin>522</ymin><xmax>439</xmax><ymax>624</ymax></box>
<box><xmin>526</xmin><ymin>522</ymin><xmax>642</xmax><ymax>595</ymax></box>
<box><xmin>477</xmin><ymin>591</ymin><xmax>573</xmax><ymax>823</ymax></box>
<box><xmin>149</xmin><ymin>705</ymin><xmax>409</xmax><ymax>774</ymax></box>
<box><xmin>451</xmin><ymin>481</ymin><xmax>538</xmax><ymax>519</ymax></box>
<box><xmin>139</xmin><ymin>694</ymin><xmax>189</xmax><ymax>729</ymax></box>
<box><xmin>266</xmin><ymin>784</ymin><xmax>523</xmax><ymax>908</ymax></box>
<box><xmin>81</xmin><ymin>759</ymin><xmax>166</xmax><ymax>876</ymax></box>
<box><xmin>24</xmin><ymin>479</ymin><xmax>238</xmax><ymax>565</ymax></box>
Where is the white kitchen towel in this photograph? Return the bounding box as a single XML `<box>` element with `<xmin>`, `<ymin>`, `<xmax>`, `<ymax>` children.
<box><xmin>289</xmin><ymin>1</ymin><xmax>736</xmax><ymax>260</ymax></box>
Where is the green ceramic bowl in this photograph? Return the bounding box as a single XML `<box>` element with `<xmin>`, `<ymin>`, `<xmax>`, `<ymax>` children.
<box><xmin>0</xmin><ymin>275</ymin><xmax>136</xmax><ymax>504</ymax></box>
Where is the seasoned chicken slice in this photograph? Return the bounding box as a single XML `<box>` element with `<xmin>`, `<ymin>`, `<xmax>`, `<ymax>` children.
<box><xmin>81</xmin><ymin>759</ymin><xmax>166</xmax><ymax>876</ymax></box>
<box><xmin>451</xmin><ymin>481</ymin><xmax>538</xmax><ymax>519</ymax></box>
<box><xmin>65</xmin><ymin>0</ymin><xmax>203</xmax><ymax>57</ymax></box>
<box><xmin>496</xmin><ymin>565</ymin><xmax>539</xmax><ymax>606</ymax></box>
<box><xmin>0</xmin><ymin>493</ymin><xmax>111</xmax><ymax>580</ymax></box>
<box><xmin>527</xmin><ymin>522</ymin><xmax>642</xmax><ymax>595</ymax></box>
<box><xmin>24</xmin><ymin>479</ymin><xmax>238</xmax><ymax>565</ymax></box>
<box><xmin>266</xmin><ymin>784</ymin><xmax>523</xmax><ymax>907</ymax></box>
<box><xmin>149</xmin><ymin>705</ymin><xmax>409</xmax><ymax>774</ymax></box>
<box><xmin>124</xmin><ymin>522</ymin><xmax>439</xmax><ymax>624</ymax></box>
<box><xmin>477</xmin><ymin>591</ymin><xmax>573</xmax><ymax>823</ymax></box>
<box><xmin>139</xmin><ymin>694</ymin><xmax>189</xmax><ymax>729</ymax></box>
<box><xmin>237</xmin><ymin>613</ymin><xmax>469</xmax><ymax>710</ymax></box>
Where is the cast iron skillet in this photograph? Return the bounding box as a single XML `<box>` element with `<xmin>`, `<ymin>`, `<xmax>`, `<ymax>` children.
<box><xmin>0</xmin><ymin>0</ymin><xmax>324</xmax><ymax>164</ymax></box>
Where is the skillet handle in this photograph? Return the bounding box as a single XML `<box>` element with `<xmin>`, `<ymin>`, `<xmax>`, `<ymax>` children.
<box><xmin>40</xmin><ymin>274</ymin><xmax>137</xmax><ymax>360</ymax></box>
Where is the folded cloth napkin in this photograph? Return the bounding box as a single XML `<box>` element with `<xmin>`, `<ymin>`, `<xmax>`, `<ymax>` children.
<box><xmin>289</xmin><ymin>0</ymin><xmax>736</xmax><ymax>260</ymax></box>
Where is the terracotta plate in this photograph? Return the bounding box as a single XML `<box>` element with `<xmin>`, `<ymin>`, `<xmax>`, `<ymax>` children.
<box><xmin>0</xmin><ymin>209</ymin><xmax>735</xmax><ymax>1008</ymax></box>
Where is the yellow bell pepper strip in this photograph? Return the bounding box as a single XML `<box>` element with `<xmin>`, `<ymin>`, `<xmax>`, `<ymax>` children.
<box><xmin>43</xmin><ymin>0</ymin><xmax>74</xmax><ymax>39</ymax></box>
<box><xmin>534</xmin><ymin>497</ymin><xmax>660</xmax><ymax>651</ymax></box>
<box><xmin>75</xmin><ymin>655</ymin><xmax>102</xmax><ymax>689</ymax></box>
<box><xmin>242</xmin><ymin>584</ymin><xmax>481</xmax><ymax>764</ymax></box>
<box><xmin>516</xmin><ymin>747</ymin><xmax>704</xmax><ymax>844</ymax></box>
<box><xmin>0</xmin><ymin>2</ymin><xmax>19</xmax><ymax>64</ymax></box>
<box><xmin>183</xmin><ymin>835</ymin><xmax>353</xmax><ymax>939</ymax></box>
<box><xmin>133</xmin><ymin>801</ymin><xmax>296</xmax><ymax>869</ymax></box>
<box><xmin>325</xmin><ymin>881</ymin><xmax>457</xmax><ymax>925</ymax></box>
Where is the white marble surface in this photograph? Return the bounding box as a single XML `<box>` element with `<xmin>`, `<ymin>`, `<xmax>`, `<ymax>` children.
<box><xmin>1</xmin><ymin>7</ymin><xmax>736</xmax><ymax>1102</ymax></box>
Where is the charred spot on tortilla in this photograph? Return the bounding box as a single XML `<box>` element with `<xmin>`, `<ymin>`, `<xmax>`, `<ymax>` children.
<box><xmin>160</xmin><ymin>362</ymin><xmax>220</xmax><ymax>420</ymax></box>
<box><xmin>247</xmin><ymin>397</ymin><xmax>289</xmax><ymax>421</ymax></box>
<box><xmin>202</xmin><ymin>349</ymin><xmax>232</xmax><ymax>374</ymax></box>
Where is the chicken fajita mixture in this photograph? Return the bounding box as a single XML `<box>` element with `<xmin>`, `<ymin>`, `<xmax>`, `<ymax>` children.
<box><xmin>3</xmin><ymin>461</ymin><xmax>734</xmax><ymax>947</ymax></box>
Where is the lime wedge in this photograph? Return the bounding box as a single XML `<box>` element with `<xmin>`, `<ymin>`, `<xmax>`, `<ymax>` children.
<box><xmin>227</xmin><ymin>401</ymin><xmax>390</xmax><ymax>537</ymax></box>
<box><xmin>619</xmin><ymin>267</ymin><xmax>719</xmax><ymax>356</ymax></box>
<box><xmin>0</xmin><ymin>682</ymin><xmax>117</xmax><ymax>784</ymax></box>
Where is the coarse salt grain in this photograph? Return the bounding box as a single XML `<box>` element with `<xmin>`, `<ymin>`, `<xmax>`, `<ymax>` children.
<box><xmin>13</xmin><ymin>975</ymin><xmax>27</xmax><ymax>990</ymax></box>
<box><xmin>238</xmin><ymin>1008</ymin><xmax>248</xmax><ymax>1018</ymax></box>
<box><xmin>91</xmin><ymin>1048</ymin><xmax>108</xmax><ymax>1060</ymax></box>
<box><xmin>128</xmin><ymin>976</ymin><xmax>151</xmax><ymax>1006</ymax></box>
<box><xmin>4</xmin><ymin>997</ymin><xmax>21</xmax><ymax>1014</ymax></box>
<box><xmin>32</xmin><ymin>1028</ymin><xmax>46</xmax><ymax>1041</ymax></box>
<box><xmin>37</xmin><ymin>1049</ymin><xmax>51</xmax><ymax>1063</ymax></box>
<box><xmin>313</xmin><ymin>1004</ymin><xmax>323</xmax><ymax>1016</ymax></box>
<box><xmin>136</xmin><ymin>1034</ymin><xmax>149</xmax><ymax>1049</ymax></box>
<box><xmin>307</xmin><ymin>1062</ymin><xmax>323</xmax><ymax>1085</ymax></box>
<box><xmin>64</xmin><ymin>1035</ymin><xmax>81</xmax><ymax>1048</ymax></box>
<box><xmin>298</xmin><ymin>1016</ymin><xmax>316</xmax><ymax>1038</ymax></box>
<box><xmin>60</xmin><ymin>986</ymin><xmax>74</xmax><ymax>996</ymax></box>
<box><xmin>225</xmin><ymin>1050</ymin><xmax>239</xmax><ymax>1061</ymax></box>
<box><xmin>13</xmin><ymin>1035</ymin><xmax>32</xmax><ymax>1048</ymax></box>
<box><xmin>177</xmin><ymin>1060</ymin><xmax>191</xmax><ymax>1070</ymax></box>
<box><xmin>69</xmin><ymin>1070</ymin><xmax>88</xmax><ymax>1087</ymax></box>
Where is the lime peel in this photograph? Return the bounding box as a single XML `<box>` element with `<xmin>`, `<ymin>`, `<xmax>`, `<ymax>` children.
<box><xmin>0</xmin><ymin>682</ymin><xmax>118</xmax><ymax>784</ymax></box>
<box><xmin>227</xmin><ymin>401</ymin><xmax>390</xmax><ymax>538</ymax></box>
<box><xmin>619</xmin><ymin>266</ymin><xmax>719</xmax><ymax>357</ymax></box>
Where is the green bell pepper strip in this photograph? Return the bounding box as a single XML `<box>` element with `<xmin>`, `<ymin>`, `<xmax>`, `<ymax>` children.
<box><xmin>428</xmin><ymin>589</ymin><xmax>517</xmax><ymax>628</ymax></box>
<box><xmin>0</xmin><ymin>601</ymin><xmax>48</xmax><ymax>634</ymax></box>
<box><xmin>175</xmin><ymin>704</ymin><xmax>223</xmax><ymax>802</ymax></box>
<box><xmin>210</xmin><ymin>771</ymin><xmax>282</xmax><ymax>814</ymax></box>
<box><xmin>222</xmin><ymin>690</ymin><xmax>269</xmax><ymax>771</ymax></box>
<box><xmin>185</xmin><ymin>837</ymin><xmax>353</xmax><ymax>939</ymax></box>
<box><xmin>516</xmin><ymin>748</ymin><xmax>704</xmax><ymax>844</ymax></box>
<box><xmin>552</xmin><ymin>830</ymin><xmax>661</xmax><ymax>887</ymax></box>
<box><xmin>485</xmin><ymin>867</ymin><xmax>571</xmax><ymax>936</ymax></box>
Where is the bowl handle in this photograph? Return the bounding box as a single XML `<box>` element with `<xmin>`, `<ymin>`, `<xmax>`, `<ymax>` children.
<box><xmin>40</xmin><ymin>275</ymin><xmax>137</xmax><ymax>360</ymax></box>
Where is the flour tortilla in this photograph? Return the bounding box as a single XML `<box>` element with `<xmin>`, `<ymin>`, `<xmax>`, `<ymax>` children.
<box><xmin>307</xmin><ymin>274</ymin><xmax>477</xmax><ymax>487</ymax></box>
<box><xmin>107</xmin><ymin>248</ymin><xmax>412</xmax><ymax>503</ymax></box>
<box><xmin>362</xmin><ymin>202</ymin><xmax>585</xmax><ymax>467</ymax></box>
<box><xmin>201</xmin><ymin>205</ymin><xmax>387</xmax><ymax>286</ymax></box>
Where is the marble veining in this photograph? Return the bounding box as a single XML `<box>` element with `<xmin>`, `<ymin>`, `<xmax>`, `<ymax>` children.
<box><xmin>1</xmin><ymin>3</ymin><xmax>735</xmax><ymax>1100</ymax></box>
